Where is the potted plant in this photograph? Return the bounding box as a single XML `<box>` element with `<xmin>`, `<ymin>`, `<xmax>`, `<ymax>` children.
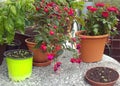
<box><xmin>25</xmin><ymin>0</ymin><xmax>82</xmax><ymax>68</ymax></box>
<box><xmin>4</xmin><ymin>49</ymin><xmax>33</xmax><ymax>81</ymax></box>
<box><xmin>6</xmin><ymin>39</ymin><xmax>21</xmax><ymax>51</ymax></box>
<box><xmin>0</xmin><ymin>0</ymin><xmax>34</xmax><ymax>65</ymax></box>
<box><xmin>76</xmin><ymin>2</ymin><xmax>119</xmax><ymax>62</ymax></box>
<box><xmin>85</xmin><ymin>67</ymin><xmax>119</xmax><ymax>86</ymax></box>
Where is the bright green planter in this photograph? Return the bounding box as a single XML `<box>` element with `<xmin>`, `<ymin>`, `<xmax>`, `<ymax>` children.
<box><xmin>4</xmin><ymin>49</ymin><xmax>33</xmax><ymax>81</ymax></box>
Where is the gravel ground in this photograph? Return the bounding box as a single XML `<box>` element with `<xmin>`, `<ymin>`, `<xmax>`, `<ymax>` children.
<box><xmin>0</xmin><ymin>50</ymin><xmax>120</xmax><ymax>86</ymax></box>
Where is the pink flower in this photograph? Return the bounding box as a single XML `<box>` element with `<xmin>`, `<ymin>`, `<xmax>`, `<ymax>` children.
<box><xmin>47</xmin><ymin>53</ymin><xmax>54</xmax><ymax>60</ymax></box>
<box><xmin>64</xmin><ymin>7</ymin><xmax>69</xmax><ymax>11</ymax></box>
<box><xmin>54</xmin><ymin>62</ymin><xmax>62</xmax><ymax>72</ymax></box>
<box><xmin>71</xmin><ymin>37</ymin><xmax>76</xmax><ymax>42</ymax></box>
<box><xmin>53</xmin><ymin>25</ymin><xmax>57</xmax><ymax>29</ymax></box>
<box><xmin>54</xmin><ymin>5</ymin><xmax>59</xmax><ymax>12</ymax></box>
<box><xmin>95</xmin><ymin>2</ymin><xmax>105</xmax><ymax>7</ymax></box>
<box><xmin>56</xmin><ymin>62</ymin><xmax>62</xmax><ymax>67</ymax></box>
<box><xmin>40</xmin><ymin>44</ymin><xmax>47</xmax><ymax>51</ymax></box>
<box><xmin>102</xmin><ymin>11</ymin><xmax>109</xmax><ymax>18</ymax></box>
<box><xmin>76</xmin><ymin>44</ymin><xmax>81</xmax><ymax>49</ymax></box>
<box><xmin>49</xmin><ymin>30</ymin><xmax>54</xmax><ymax>35</ymax></box>
<box><xmin>68</xmin><ymin>8</ymin><xmax>74</xmax><ymax>16</ymax></box>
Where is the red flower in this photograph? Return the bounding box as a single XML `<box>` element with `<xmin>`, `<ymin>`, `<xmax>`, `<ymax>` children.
<box><xmin>76</xmin><ymin>44</ymin><xmax>81</xmax><ymax>49</ymax></box>
<box><xmin>95</xmin><ymin>2</ymin><xmax>105</xmax><ymax>7</ymax></box>
<box><xmin>49</xmin><ymin>30</ymin><xmax>54</xmax><ymax>35</ymax></box>
<box><xmin>71</xmin><ymin>37</ymin><xmax>76</xmax><ymax>42</ymax></box>
<box><xmin>89</xmin><ymin>7</ymin><xmax>97</xmax><ymax>12</ymax></box>
<box><xmin>87</xmin><ymin>6</ymin><xmax>93</xmax><ymax>10</ymax></box>
<box><xmin>76</xmin><ymin>58</ymin><xmax>82</xmax><ymax>64</ymax></box>
<box><xmin>40</xmin><ymin>44</ymin><xmax>47</xmax><ymax>51</ymax></box>
<box><xmin>44</xmin><ymin>7</ymin><xmax>49</xmax><ymax>13</ymax></box>
<box><xmin>102</xmin><ymin>11</ymin><xmax>109</xmax><ymax>18</ymax></box>
<box><xmin>54</xmin><ymin>62</ymin><xmax>62</xmax><ymax>72</ymax></box>
<box><xmin>55</xmin><ymin>45</ymin><xmax>61</xmax><ymax>51</ymax></box>
<box><xmin>64</xmin><ymin>7</ymin><xmax>69</xmax><ymax>11</ymax></box>
<box><xmin>53</xmin><ymin>25</ymin><xmax>57</xmax><ymax>29</ymax></box>
<box><xmin>68</xmin><ymin>8</ymin><xmax>74</xmax><ymax>16</ymax></box>
<box><xmin>70</xmin><ymin>58</ymin><xmax>76</xmax><ymax>63</ymax></box>
<box><xmin>36</xmin><ymin>7</ymin><xmax>40</xmax><ymax>11</ymax></box>
<box><xmin>70</xmin><ymin>58</ymin><xmax>82</xmax><ymax>64</ymax></box>
<box><xmin>107</xmin><ymin>7</ymin><xmax>118</xmax><ymax>12</ymax></box>
<box><xmin>47</xmin><ymin>53</ymin><xmax>55</xmax><ymax>60</ymax></box>
<box><xmin>47</xmin><ymin>2</ymin><xmax>55</xmax><ymax>7</ymax></box>
<box><xmin>54</xmin><ymin>5</ymin><xmax>59</xmax><ymax>12</ymax></box>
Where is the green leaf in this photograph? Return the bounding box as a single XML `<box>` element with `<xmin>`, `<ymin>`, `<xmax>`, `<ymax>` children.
<box><xmin>56</xmin><ymin>49</ymin><xmax>63</xmax><ymax>56</ymax></box>
<box><xmin>93</xmin><ymin>28</ymin><xmax>98</xmax><ymax>35</ymax></box>
<box><xmin>10</xmin><ymin>6</ymin><xmax>16</xmax><ymax>16</ymax></box>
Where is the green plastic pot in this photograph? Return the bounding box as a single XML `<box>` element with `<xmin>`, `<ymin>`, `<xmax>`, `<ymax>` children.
<box><xmin>4</xmin><ymin>49</ymin><xmax>33</xmax><ymax>81</ymax></box>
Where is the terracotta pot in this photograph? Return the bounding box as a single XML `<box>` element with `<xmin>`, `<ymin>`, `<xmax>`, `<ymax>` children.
<box><xmin>85</xmin><ymin>67</ymin><xmax>119</xmax><ymax>86</ymax></box>
<box><xmin>76</xmin><ymin>31</ymin><xmax>109</xmax><ymax>62</ymax></box>
<box><xmin>25</xmin><ymin>38</ymin><xmax>51</xmax><ymax>67</ymax></box>
<box><xmin>0</xmin><ymin>44</ymin><xmax>6</xmax><ymax>65</ymax></box>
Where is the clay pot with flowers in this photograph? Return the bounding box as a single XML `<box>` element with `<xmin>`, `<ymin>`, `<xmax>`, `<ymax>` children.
<box><xmin>76</xmin><ymin>2</ymin><xmax>119</xmax><ymax>62</ymax></box>
<box><xmin>25</xmin><ymin>0</ymin><xmax>81</xmax><ymax>68</ymax></box>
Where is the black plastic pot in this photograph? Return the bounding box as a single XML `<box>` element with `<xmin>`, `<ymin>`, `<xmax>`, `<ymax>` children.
<box><xmin>0</xmin><ymin>44</ymin><xmax>6</xmax><ymax>65</ymax></box>
<box><xmin>6</xmin><ymin>39</ymin><xmax>21</xmax><ymax>51</ymax></box>
<box><xmin>14</xmin><ymin>26</ymin><xmax>37</xmax><ymax>50</ymax></box>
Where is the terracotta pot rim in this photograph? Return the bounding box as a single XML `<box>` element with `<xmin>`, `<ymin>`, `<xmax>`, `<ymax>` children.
<box><xmin>33</xmin><ymin>60</ymin><xmax>51</xmax><ymax>67</ymax></box>
<box><xmin>25</xmin><ymin>38</ymin><xmax>36</xmax><ymax>45</ymax></box>
<box><xmin>85</xmin><ymin>67</ymin><xmax>119</xmax><ymax>85</ymax></box>
<box><xmin>76</xmin><ymin>31</ymin><xmax>109</xmax><ymax>39</ymax></box>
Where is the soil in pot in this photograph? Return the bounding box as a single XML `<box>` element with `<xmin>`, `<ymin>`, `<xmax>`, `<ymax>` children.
<box><xmin>85</xmin><ymin>67</ymin><xmax>119</xmax><ymax>86</ymax></box>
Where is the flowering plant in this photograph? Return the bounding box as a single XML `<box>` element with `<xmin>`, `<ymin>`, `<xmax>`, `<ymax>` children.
<box><xmin>27</xmin><ymin>0</ymin><xmax>82</xmax><ymax>72</ymax></box>
<box><xmin>84</xmin><ymin>2</ymin><xmax>119</xmax><ymax>36</ymax></box>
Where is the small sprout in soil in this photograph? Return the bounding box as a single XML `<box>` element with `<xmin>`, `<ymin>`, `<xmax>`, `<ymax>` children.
<box><xmin>101</xmin><ymin>76</ymin><xmax>105</xmax><ymax>78</ymax></box>
<box><xmin>102</xmin><ymin>71</ymin><xmax>104</xmax><ymax>73</ymax></box>
<box><xmin>103</xmin><ymin>78</ymin><xmax>108</xmax><ymax>82</ymax></box>
<box><xmin>5</xmin><ymin>49</ymin><xmax>32</xmax><ymax>58</ymax></box>
<box><xmin>99</xmin><ymin>73</ymin><xmax>102</xmax><ymax>75</ymax></box>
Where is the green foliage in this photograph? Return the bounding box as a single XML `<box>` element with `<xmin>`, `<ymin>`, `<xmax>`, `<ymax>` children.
<box><xmin>70</xmin><ymin>1</ymin><xmax>84</xmax><ymax>10</ymax></box>
<box><xmin>0</xmin><ymin>0</ymin><xmax>35</xmax><ymax>44</ymax></box>
<box><xmin>84</xmin><ymin>2</ymin><xmax>118</xmax><ymax>36</ymax></box>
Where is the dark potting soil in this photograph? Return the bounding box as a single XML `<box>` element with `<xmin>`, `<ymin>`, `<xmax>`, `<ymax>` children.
<box><xmin>4</xmin><ymin>49</ymin><xmax>33</xmax><ymax>59</ymax></box>
<box><xmin>86</xmin><ymin>67</ymin><xmax>119</xmax><ymax>83</ymax></box>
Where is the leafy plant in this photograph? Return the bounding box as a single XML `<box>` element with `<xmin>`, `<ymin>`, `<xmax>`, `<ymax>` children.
<box><xmin>83</xmin><ymin>2</ymin><xmax>119</xmax><ymax>36</ymax></box>
<box><xmin>0</xmin><ymin>0</ymin><xmax>35</xmax><ymax>44</ymax></box>
<box><xmin>27</xmin><ymin>0</ymin><xmax>82</xmax><ymax>72</ymax></box>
